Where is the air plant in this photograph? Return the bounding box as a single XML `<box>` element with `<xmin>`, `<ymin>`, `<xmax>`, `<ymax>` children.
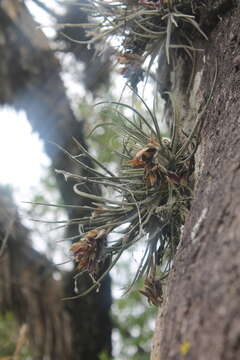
<box><xmin>46</xmin><ymin>91</ymin><xmax>200</xmax><ymax>304</ymax></box>
<box><xmin>58</xmin><ymin>0</ymin><xmax>207</xmax><ymax>88</ymax></box>
<box><xmin>30</xmin><ymin>61</ymin><xmax>217</xmax><ymax>304</ymax></box>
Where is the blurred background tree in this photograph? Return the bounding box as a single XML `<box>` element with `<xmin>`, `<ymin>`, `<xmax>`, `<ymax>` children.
<box><xmin>0</xmin><ymin>0</ymin><xmax>112</xmax><ymax>359</ymax></box>
<box><xmin>0</xmin><ymin>1</ymin><xmax>156</xmax><ymax>359</ymax></box>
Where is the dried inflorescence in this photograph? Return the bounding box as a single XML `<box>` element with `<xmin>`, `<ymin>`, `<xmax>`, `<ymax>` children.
<box><xmin>128</xmin><ymin>141</ymin><xmax>160</xmax><ymax>187</ymax></box>
<box><xmin>71</xmin><ymin>229</ymin><xmax>107</xmax><ymax>275</ymax></box>
<box><xmin>128</xmin><ymin>139</ymin><xmax>189</xmax><ymax>187</ymax></box>
<box><xmin>140</xmin><ymin>275</ymin><xmax>163</xmax><ymax>306</ymax></box>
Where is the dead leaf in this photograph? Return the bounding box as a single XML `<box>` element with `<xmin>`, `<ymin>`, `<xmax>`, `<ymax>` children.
<box><xmin>85</xmin><ymin>229</ymin><xmax>106</xmax><ymax>240</ymax></box>
<box><xmin>128</xmin><ymin>158</ymin><xmax>145</xmax><ymax>168</ymax></box>
<box><xmin>144</xmin><ymin>164</ymin><xmax>162</xmax><ymax>187</ymax></box>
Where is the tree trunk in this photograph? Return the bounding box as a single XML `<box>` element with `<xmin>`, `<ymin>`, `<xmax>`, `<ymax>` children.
<box><xmin>0</xmin><ymin>187</ymin><xmax>72</xmax><ymax>359</ymax></box>
<box><xmin>151</xmin><ymin>2</ymin><xmax>240</xmax><ymax>360</ymax></box>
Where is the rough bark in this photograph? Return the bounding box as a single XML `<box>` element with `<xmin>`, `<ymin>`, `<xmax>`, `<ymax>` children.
<box><xmin>151</xmin><ymin>1</ymin><xmax>240</xmax><ymax>360</ymax></box>
<box><xmin>0</xmin><ymin>1</ymin><xmax>112</xmax><ymax>359</ymax></box>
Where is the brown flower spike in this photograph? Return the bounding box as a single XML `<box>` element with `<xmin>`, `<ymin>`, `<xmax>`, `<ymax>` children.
<box><xmin>140</xmin><ymin>276</ymin><xmax>163</xmax><ymax>306</ymax></box>
<box><xmin>71</xmin><ymin>229</ymin><xmax>106</xmax><ymax>274</ymax></box>
<box><xmin>129</xmin><ymin>141</ymin><xmax>163</xmax><ymax>186</ymax></box>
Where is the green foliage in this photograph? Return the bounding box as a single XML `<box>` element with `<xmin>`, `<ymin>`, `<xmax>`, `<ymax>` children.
<box><xmin>113</xmin><ymin>284</ymin><xmax>156</xmax><ymax>360</ymax></box>
<box><xmin>99</xmin><ymin>350</ymin><xmax>112</xmax><ymax>360</ymax></box>
<box><xmin>0</xmin><ymin>312</ymin><xmax>31</xmax><ymax>358</ymax></box>
<box><xmin>0</xmin><ymin>312</ymin><xmax>16</xmax><ymax>356</ymax></box>
<box><xmin>89</xmin><ymin>106</ymin><xmax>122</xmax><ymax>164</ymax></box>
<box><xmin>78</xmin><ymin>97</ymin><xmax>122</xmax><ymax>165</ymax></box>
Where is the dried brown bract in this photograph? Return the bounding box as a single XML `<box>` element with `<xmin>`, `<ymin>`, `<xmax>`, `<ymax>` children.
<box><xmin>71</xmin><ymin>229</ymin><xmax>106</xmax><ymax>274</ymax></box>
<box><xmin>144</xmin><ymin>163</ymin><xmax>163</xmax><ymax>187</ymax></box>
<box><xmin>140</xmin><ymin>275</ymin><xmax>163</xmax><ymax>306</ymax></box>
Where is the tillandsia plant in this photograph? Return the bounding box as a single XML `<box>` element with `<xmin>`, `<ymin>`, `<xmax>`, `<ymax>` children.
<box><xmin>48</xmin><ymin>91</ymin><xmax>202</xmax><ymax>305</ymax></box>
<box><xmin>58</xmin><ymin>0</ymin><xmax>207</xmax><ymax>88</ymax></box>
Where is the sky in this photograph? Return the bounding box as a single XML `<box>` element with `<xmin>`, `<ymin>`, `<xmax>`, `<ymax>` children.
<box><xmin>0</xmin><ymin>107</ymin><xmax>50</xmax><ymax>201</ymax></box>
<box><xmin>0</xmin><ymin>1</ymin><xmax>67</xmax><ymax>261</ymax></box>
<box><xmin>0</xmin><ymin>0</ymin><xmax>60</xmax><ymax>200</ymax></box>
<box><xmin>0</xmin><ymin>0</ymin><xmax>91</xmax><ymax>205</ymax></box>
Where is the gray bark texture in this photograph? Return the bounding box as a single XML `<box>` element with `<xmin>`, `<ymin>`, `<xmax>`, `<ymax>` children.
<box><xmin>151</xmin><ymin>1</ymin><xmax>240</xmax><ymax>360</ymax></box>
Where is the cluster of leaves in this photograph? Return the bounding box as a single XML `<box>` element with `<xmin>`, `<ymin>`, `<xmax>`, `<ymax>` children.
<box><xmin>59</xmin><ymin>0</ymin><xmax>207</xmax><ymax>88</ymax></box>
<box><xmin>112</xmin><ymin>285</ymin><xmax>156</xmax><ymax>359</ymax></box>
<box><xmin>50</xmin><ymin>91</ymin><xmax>198</xmax><ymax>304</ymax></box>
<box><xmin>79</xmin><ymin>98</ymin><xmax>122</xmax><ymax>164</ymax></box>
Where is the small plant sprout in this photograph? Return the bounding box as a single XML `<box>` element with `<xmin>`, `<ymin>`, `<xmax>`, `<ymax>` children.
<box><xmin>51</xmin><ymin>93</ymin><xmax>199</xmax><ymax>304</ymax></box>
<box><xmin>57</xmin><ymin>0</ymin><xmax>207</xmax><ymax>88</ymax></box>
